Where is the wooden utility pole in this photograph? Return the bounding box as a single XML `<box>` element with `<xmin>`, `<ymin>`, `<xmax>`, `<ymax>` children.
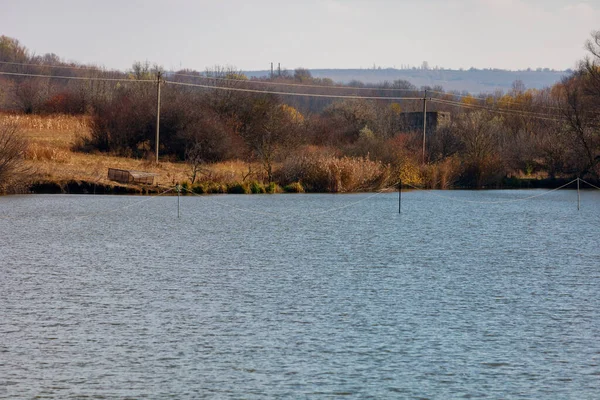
<box><xmin>155</xmin><ymin>71</ymin><xmax>162</xmax><ymax>164</ymax></box>
<box><xmin>422</xmin><ymin>89</ymin><xmax>427</xmax><ymax>164</ymax></box>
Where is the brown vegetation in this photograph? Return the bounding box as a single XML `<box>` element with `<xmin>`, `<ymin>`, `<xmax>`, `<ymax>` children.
<box><xmin>1</xmin><ymin>33</ymin><xmax>599</xmax><ymax>193</ymax></box>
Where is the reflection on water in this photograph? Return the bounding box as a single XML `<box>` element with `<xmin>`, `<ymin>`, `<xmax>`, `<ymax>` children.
<box><xmin>1</xmin><ymin>190</ymin><xmax>599</xmax><ymax>398</ymax></box>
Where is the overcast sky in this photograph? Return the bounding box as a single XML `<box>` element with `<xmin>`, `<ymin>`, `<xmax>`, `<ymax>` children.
<box><xmin>1</xmin><ymin>0</ymin><xmax>598</xmax><ymax>72</ymax></box>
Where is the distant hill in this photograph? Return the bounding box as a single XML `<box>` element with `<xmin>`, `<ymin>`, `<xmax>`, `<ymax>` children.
<box><xmin>245</xmin><ymin>68</ymin><xmax>569</xmax><ymax>94</ymax></box>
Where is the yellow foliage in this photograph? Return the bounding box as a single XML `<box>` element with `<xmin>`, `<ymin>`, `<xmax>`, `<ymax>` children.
<box><xmin>225</xmin><ymin>73</ymin><xmax>248</xmax><ymax>80</ymax></box>
<box><xmin>497</xmin><ymin>95</ymin><xmax>515</xmax><ymax>109</ymax></box>
<box><xmin>389</xmin><ymin>103</ymin><xmax>402</xmax><ymax>115</ymax></box>
<box><xmin>396</xmin><ymin>159</ymin><xmax>422</xmax><ymax>187</ymax></box>
<box><xmin>279</xmin><ymin>104</ymin><xmax>304</xmax><ymax>123</ymax></box>
<box><xmin>461</xmin><ymin>95</ymin><xmax>478</xmax><ymax>106</ymax></box>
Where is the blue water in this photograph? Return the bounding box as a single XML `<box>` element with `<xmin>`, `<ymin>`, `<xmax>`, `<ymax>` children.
<box><xmin>1</xmin><ymin>190</ymin><xmax>599</xmax><ymax>399</ymax></box>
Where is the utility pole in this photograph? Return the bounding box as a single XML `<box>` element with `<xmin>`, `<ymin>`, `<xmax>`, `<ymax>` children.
<box><xmin>422</xmin><ymin>89</ymin><xmax>427</xmax><ymax>164</ymax></box>
<box><xmin>155</xmin><ymin>71</ymin><xmax>162</xmax><ymax>164</ymax></box>
<box><xmin>271</xmin><ymin>62</ymin><xmax>274</xmax><ymax>79</ymax></box>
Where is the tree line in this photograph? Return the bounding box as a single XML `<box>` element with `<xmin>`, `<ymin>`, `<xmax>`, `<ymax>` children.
<box><xmin>0</xmin><ymin>33</ymin><xmax>599</xmax><ymax>192</ymax></box>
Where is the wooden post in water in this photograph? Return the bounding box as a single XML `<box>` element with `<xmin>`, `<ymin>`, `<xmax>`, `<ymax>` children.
<box><xmin>177</xmin><ymin>184</ymin><xmax>181</xmax><ymax>218</ymax></box>
<box><xmin>577</xmin><ymin>178</ymin><xmax>580</xmax><ymax>211</ymax></box>
<box><xmin>398</xmin><ymin>179</ymin><xmax>402</xmax><ymax>214</ymax></box>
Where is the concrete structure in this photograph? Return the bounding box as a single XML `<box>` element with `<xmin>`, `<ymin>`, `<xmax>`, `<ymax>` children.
<box><xmin>400</xmin><ymin>111</ymin><xmax>450</xmax><ymax>134</ymax></box>
<box><xmin>108</xmin><ymin>168</ymin><xmax>158</xmax><ymax>185</ymax></box>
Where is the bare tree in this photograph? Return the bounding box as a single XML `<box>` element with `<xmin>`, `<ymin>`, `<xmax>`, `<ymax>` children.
<box><xmin>0</xmin><ymin>121</ymin><xmax>28</xmax><ymax>193</ymax></box>
<box><xmin>582</xmin><ymin>30</ymin><xmax>600</xmax><ymax>97</ymax></box>
<box><xmin>185</xmin><ymin>142</ymin><xmax>206</xmax><ymax>185</ymax></box>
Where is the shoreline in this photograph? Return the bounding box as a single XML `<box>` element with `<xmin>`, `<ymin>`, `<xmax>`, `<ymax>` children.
<box><xmin>15</xmin><ymin>177</ymin><xmax>587</xmax><ymax>195</ymax></box>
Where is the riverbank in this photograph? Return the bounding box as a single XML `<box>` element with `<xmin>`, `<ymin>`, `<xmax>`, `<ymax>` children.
<box><xmin>5</xmin><ymin>113</ymin><xmax>592</xmax><ymax>195</ymax></box>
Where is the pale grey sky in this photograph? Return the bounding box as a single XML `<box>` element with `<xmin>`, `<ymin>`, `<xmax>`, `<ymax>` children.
<box><xmin>1</xmin><ymin>0</ymin><xmax>598</xmax><ymax>71</ymax></box>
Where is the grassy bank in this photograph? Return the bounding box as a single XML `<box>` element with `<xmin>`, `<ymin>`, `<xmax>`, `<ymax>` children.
<box><xmin>2</xmin><ymin>113</ymin><xmax>582</xmax><ymax>195</ymax></box>
<box><xmin>5</xmin><ymin>114</ymin><xmax>250</xmax><ymax>193</ymax></box>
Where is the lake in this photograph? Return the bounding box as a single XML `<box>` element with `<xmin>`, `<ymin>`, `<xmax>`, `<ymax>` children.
<box><xmin>1</xmin><ymin>189</ymin><xmax>599</xmax><ymax>399</ymax></box>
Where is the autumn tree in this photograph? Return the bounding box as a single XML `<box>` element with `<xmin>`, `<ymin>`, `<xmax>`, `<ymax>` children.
<box><xmin>0</xmin><ymin>36</ymin><xmax>28</xmax><ymax>63</ymax></box>
<box><xmin>554</xmin><ymin>32</ymin><xmax>600</xmax><ymax>178</ymax></box>
<box><xmin>323</xmin><ymin>99</ymin><xmax>377</xmax><ymax>142</ymax></box>
<box><xmin>451</xmin><ymin>111</ymin><xmax>506</xmax><ymax>187</ymax></box>
<box><xmin>294</xmin><ymin>68</ymin><xmax>312</xmax><ymax>82</ymax></box>
<box><xmin>238</xmin><ymin>95</ymin><xmax>303</xmax><ymax>182</ymax></box>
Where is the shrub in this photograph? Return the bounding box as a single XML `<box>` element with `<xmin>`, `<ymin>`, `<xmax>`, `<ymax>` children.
<box><xmin>192</xmin><ymin>184</ymin><xmax>206</xmax><ymax>194</ymax></box>
<box><xmin>227</xmin><ymin>182</ymin><xmax>250</xmax><ymax>194</ymax></box>
<box><xmin>266</xmin><ymin>182</ymin><xmax>281</xmax><ymax>193</ymax></box>
<box><xmin>206</xmin><ymin>183</ymin><xmax>227</xmax><ymax>194</ymax></box>
<box><xmin>420</xmin><ymin>157</ymin><xmax>461</xmax><ymax>189</ymax></box>
<box><xmin>275</xmin><ymin>152</ymin><xmax>389</xmax><ymax>192</ymax></box>
<box><xmin>180</xmin><ymin>182</ymin><xmax>190</xmax><ymax>194</ymax></box>
<box><xmin>283</xmin><ymin>182</ymin><xmax>304</xmax><ymax>193</ymax></box>
<box><xmin>249</xmin><ymin>180</ymin><xmax>266</xmax><ymax>194</ymax></box>
<box><xmin>0</xmin><ymin>120</ymin><xmax>29</xmax><ymax>193</ymax></box>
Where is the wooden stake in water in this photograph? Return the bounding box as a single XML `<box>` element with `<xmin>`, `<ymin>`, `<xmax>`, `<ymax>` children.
<box><xmin>577</xmin><ymin>178</ymin><xmax>580</xmax><ymax>211</ymax></box>
<box><xmin>398</xmin><ymin>179</ymin><xmax>402</xmax><ymax>214</ymax></box>
<box><xmin>177</xmin><ymin>184</ymin><xmax>181</xmax><ymax>218</ymax></box>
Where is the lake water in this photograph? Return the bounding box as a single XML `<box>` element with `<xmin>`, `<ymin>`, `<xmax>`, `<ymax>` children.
<box><xmin>1</xmin><ymin>189</ymin><xmax>599</xmax><ymax>399</ymax></box>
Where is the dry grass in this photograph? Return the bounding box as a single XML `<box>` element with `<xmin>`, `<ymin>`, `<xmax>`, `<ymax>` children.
<box><xmin>276</xmin><ymin>153</ymin><xmax>390</xmax><ymax>192</ymax></box>
<box><xmin>4</xmin><ymin>113</ymin><xmax>89</xmax><ymax>151</ymax></box>
<box><xmin>2</xmin><ymin>113</ymin><xmax>396</xmax><ymax>192</ymax></box>
<box><xmin>0</xmin><ymin>113</ymin><xmax>251</xmax><ymax>189</ymax></box>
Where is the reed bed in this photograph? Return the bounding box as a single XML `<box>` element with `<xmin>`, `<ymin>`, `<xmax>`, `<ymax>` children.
<box><xmin>1</xmin><ymin>113</ymin><xmax>90</xmax><ymax>132</ymax></box>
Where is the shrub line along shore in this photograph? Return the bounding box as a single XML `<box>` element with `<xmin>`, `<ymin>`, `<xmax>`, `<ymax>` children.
<box><xmin>0</xmin><ymin>113</ymin><xmax>592</xmax><ymax>196</ymax></box>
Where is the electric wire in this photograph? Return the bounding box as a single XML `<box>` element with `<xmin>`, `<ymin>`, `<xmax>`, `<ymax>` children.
<box><xmin>430</xmin><ymin>97</ymin><xmax>563</xmax><ymax>118</ymax></box>
<box><xmin>165</xmin><ymin>80</ymin><xmax>424</xmax><ymax>101</ymax></box>
<box><xmin>401</xmin><ymin>179</ymin><xmax>579</xmax><ymax>204</ymax></box>
<box><xmin>580</xmin><ymin>178</ymin><xmax>600</xmax><ymax>191</ymax></box>
<box><xmin>177</xmin><ymin>183</ymin><xmax>398</xmax><ymax>218</ymax></box>
<box><xmin>73</xmin><ymin>187</ymin><xmax>175</xmax><ymax>220</ymax></box>
<box><xmin>428</xmin><ymin>89</ymin><xmax>566</xmax><ymax>111</ymax></box>
<box><xmin>430</xmin><ymin>98</ymin><xmax>566</xmax><ymax>122</ymax></box>
<box><xmin>0</xmin><ymin>71</ymin><xmax>154</xmax><ymax>83</ymax></box>
<box><xmin>0</xmin><ymin>60</ymin><xmax>580</xmax><ymax>114</ymax></box>
<box><xmin>171</xmin><ymin>71</ymin><xmax>422</xmax><ymax>93</ymax></box>
<box><xmin>0</xmin><ymin>70</ymin><xmax>585</xmax><ymax>120</ymax></box>
<box><xmin>0</xmin><ymin>60</ymin><xmax>115</xmax><ymax>72</ymax></box>
<box><xmin>0</xmin><ymin>69</ymin><xmax>577</xmax><ymax>119</ymax></box>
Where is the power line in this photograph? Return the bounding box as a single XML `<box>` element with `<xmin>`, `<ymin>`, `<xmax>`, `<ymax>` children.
<box><xmin>402</xmin><ymin>179</ymin><xmax>579</xmax><ymax>204</ymax></box>
<box><xmin>428</xmin><ymin>89</ymin><xmax>565</xmax><ymax>111</ymax></box>
<box><xmin>0</xmin><ymin>60</ymin><xmax>114</xmax><ymax>72</ymax></box>
<box><xmin>0</xmin><ymin>71</ymin><xmax>154</xmax><ymax>83</ymax></box>
<box><xmin>0</xmin><ymin>70</ymin><xmax>576</xmax><ymax>119</ymax></box>
<box><xmin>432</xmin><ymin>98</ymin><xmax>564</xmax><ymax>121</ymax></box>
<box><xmin>0</xmin><ymin>59</ymin><xmax>573</xmax><ymax>112</ymax></box>
<box><xmin>172</xmin><ymin>71</ymin><xmax>422</xmax><ymax>93</ymax></box>
<box><xmin>430</xmin><ymin>98</ymin><xmax>565</xmax><ymax>122</ymax></box>
<box><xmin>0</xmin><ymin>60</ymin><xmax>421</xmax><ymax>93</ymax></box>
<box><xmin>165</xmin><ymin>80</ymin><xmax>424</xmax><ymax>101</ymax></box>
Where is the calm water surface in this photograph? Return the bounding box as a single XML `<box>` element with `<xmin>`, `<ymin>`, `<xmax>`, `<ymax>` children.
<box><xmin>1</xmin><ymin>190</ymin><xmax>599</xmax><ymax>399</ymax></box>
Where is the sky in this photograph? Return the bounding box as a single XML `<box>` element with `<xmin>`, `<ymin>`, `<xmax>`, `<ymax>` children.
<box><xmin>1</xmin><ymin>0</ymin><xmax>599</xmax><ymax>72</ymax></box>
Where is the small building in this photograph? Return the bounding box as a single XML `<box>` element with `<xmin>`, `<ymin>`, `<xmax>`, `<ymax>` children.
<box><xmin>400</xmin><ymin>111</ymin><xmax>451</xmax><ymax>135</ymax></box>
<box><xmin>108</xmin><ymin>168</ymin><xmax>158</xmax><ymax>185</ymax></box>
